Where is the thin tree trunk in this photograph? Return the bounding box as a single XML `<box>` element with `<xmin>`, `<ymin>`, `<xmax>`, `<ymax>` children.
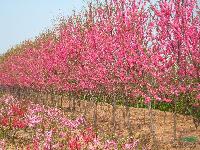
<box><xmin>72</xmin><ymin>96</ymin><xmax>76</xmax><ymax>111</ymax></box>
<box><xmin>20</xmin><ymin>88</ymin><xmax>23</xmax><ymax>99</ymax></box>
<box><xmin>93</xmin><ymin>97</ymin><xmax>98</xmax><ymax>130</ymax></box>
<box><xmin>51</xmin><ymin>91</ymin><xmax>55</xmax><ymax>106</ymax></box>
<box><xmin>124</xmin><ymin>85</ymin><xmax>132</xmax><ymax>135</ymax></box>
<box><xmin>123</xmin><ymin>98</ymin><xmax>126</xmax><ymax>127</ymax></box>
<box><xmin>60</xmin><ymin>93</ymin><xmax>64</xmax><ymax>108</ymax></box>
<box><xmin>148</xmin><ymin>102</ymin><xmax>157</xmax><ymax>149</ymax></box>
<box><xmin>36</xmin><ymin>91</ymin><xmax>40</xmax><ymax>103</ymax></box>
<box><xmin>17</xmin><ymin>87</ymin><xmax>21</xmax><ymax>99</ymax></box>
<box><xmin>143</xmin><ymin>109</ymin><xmax>146</xmax><ymax>125</ymax></box>
<box><xmin>173</xmin><ymin>97</ymin><xmax>177</xmax><ymax>141</ymax></box>
<box><xmin>83</xmin><ymin>94</ymin><xmax>87</xmax><ymax>118</ymax></box>
<box><xmin>46</xmin><ymin>92</ymin><xmax>49</xmax><ymax>105</ymax></box>
<box><xmin>68</xmin><ymin>93</ymin><xmax>71</xmax><ymax>111</ymax></box>
<box><xmin>77</xmin><ymin>92</ymin><xmax>81</xmax><ymax>110</ymax></box>
<box><xmin>125</xmin><ymin>99</ymin><xmax>132</xmax><ymax>135</ymax></box>
<box><xmin>112</xmin><ymin>94</ymin><xmax>116</xmax><ymax>132</ymax></box>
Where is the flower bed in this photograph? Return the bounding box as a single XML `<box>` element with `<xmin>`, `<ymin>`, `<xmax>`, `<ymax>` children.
<box><xmin>0</xmin><ymin>95</ymin><xmax>141</xmax><ymax>149</ymax></box>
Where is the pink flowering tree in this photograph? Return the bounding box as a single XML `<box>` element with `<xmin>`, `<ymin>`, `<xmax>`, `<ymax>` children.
<box><xmin>0</xmin><ymin>0</ymin><xmax>199</xmax><ymax>147</ymax></box>
<box><xmin>149</xmin><ymin>0</ymin><xmax>200</xmax><ymax>141</ymax></box>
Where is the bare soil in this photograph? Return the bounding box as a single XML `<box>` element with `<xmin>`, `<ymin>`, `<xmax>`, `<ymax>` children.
<box><xmin>60</xmin><ymin>98</ymin><xmax>200</xmax><ymax>150</ymax></box>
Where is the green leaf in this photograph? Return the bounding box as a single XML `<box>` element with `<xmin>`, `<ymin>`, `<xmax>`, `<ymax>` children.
<box><xmin>180</xmin><ymin>136</ymin><xmax>198</xmax><ymax>143</ymax></box>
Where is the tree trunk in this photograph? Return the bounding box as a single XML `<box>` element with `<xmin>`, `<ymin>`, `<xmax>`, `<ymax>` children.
<box><xmin>123</xmin><ymin>98</ymin><xmax>126</xmax><ymax>127</ymax></box>
<box><xmin>60</xmin><ymin>93</ymin><xmax>64</xmax><ymax>108</ymax></box>
<box><xmin>51</xmin><ymin>91</ymin><xmax>55</xmax><ymax>106</ymax></box>
<box><xmin>83</xmin><ymin>94</ymin><xmax>87</xmax><ymax>118</ymax></box>
<box><xmin>173</xmin><ymin>97</ymin><xmax>177</xmax><ymax>141</ymax></box>
<box><xmin>17</xmin><ymin>87</ymin><xmax>21</xmax><ymax>99</ymax></box>
<box><xmin>93</xmin><ymin>97</ymin><xmax>98</xmax><ymax>130</ymax></box>
<box><xmin>125</xmin><ymin>99</ymin><xmax>132</xmax><ymax>135</ymax></box>
<box><xmin>72</xmin><ymin>96</ymin><xmax>76</xmax><ymax>111</ymax></box>
<box><xmin>112</xmin><ymin>94</ymin><xmax>116</xmax><ymax>132</ymax></box>
<box><xmin>148</xmin><ymin>102</ymin><xmax>157</xmax><ymax>149</ymax></box>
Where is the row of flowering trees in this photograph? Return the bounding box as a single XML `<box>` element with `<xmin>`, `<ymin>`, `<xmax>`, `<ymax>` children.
<box><xmin>0</xmin><ymin>0</ymin><xmax>199</xmax><ymax>146</ymax></box>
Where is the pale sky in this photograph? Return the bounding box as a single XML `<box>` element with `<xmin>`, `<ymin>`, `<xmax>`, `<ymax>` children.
<box><xmin>0</xmin><ymin>0</ymin><xmax>87</xmax><ymax>54</ymax></box>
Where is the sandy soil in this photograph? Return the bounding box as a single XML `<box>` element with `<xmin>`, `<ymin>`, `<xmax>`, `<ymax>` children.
<box><xmin>59</xmin><ymin>98</ymin><xmax>200</xmax><ymax>150</ymax></box>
